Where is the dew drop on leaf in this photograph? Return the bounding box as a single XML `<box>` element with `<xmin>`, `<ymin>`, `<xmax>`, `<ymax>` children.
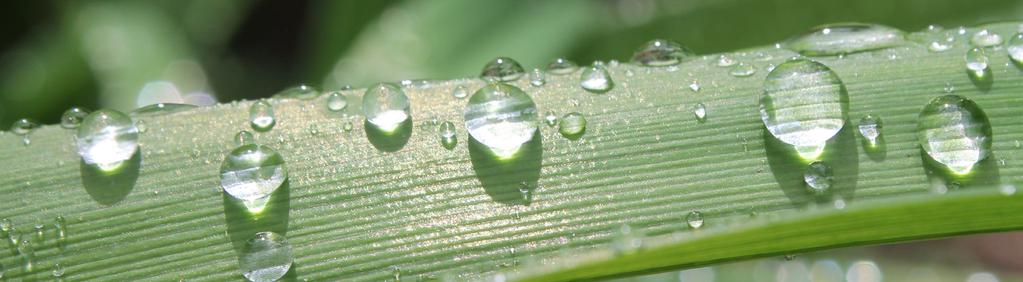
<box><xmin>917</xmin><ymin>95</ymin><xmax>992</xmax><ymax>174</ymax></box>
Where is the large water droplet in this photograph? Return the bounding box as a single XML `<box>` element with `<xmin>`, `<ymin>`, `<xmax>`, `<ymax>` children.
<box><xmin>10</xmin><ymin>118</ymin><xmax>38</xmax><ymax>135</ymax></box>
<box><xmin>463</xmin><ymin>83</ymin><xmax>538</xmax><ymax>157</ymax></box>
<box><xmin>686</xmin><ymin>211</ymin><xmax>704</xmax><ymax>229</ymax></box>
<box><xmin>760</xmin><ymin>58</ymin><xmax>847</xmax><ymax>160</ymax></box>
<box><xmin>546</xmin><ymin>58</ymin><xmax>578</xmax><ymax>75</ymax></box>
<box><xmin>970</xmin><ymin>29</ymin><xmax>1003</xmax><ymax>47</ymax></box>
<box><xmin>76</xmin><ymin>110</ymin><xmax>139</xmax><ymax>171</ymax></box>
<box><xmin>804</xmin><ymin>161</ymin><xmax>833</xmax><ymax>194</ymax></box>
<box><xmin>580</xmin><ymin>64</ymin><xmax>613</xmax><ymax>93</ymax></box>
<box><xmin>273</xmin><ymin>84</ymin><xmax>319</xmax><ymax>100</ymax></box>
<box><xmin>917</xmin><ymin>95</ymin><xmax>992</xmax><ymax>174</ymax></box>
<box><xmin>558</xmin><ymin>112</ymin><xmax>586</xmax><ymax>139</ymax></box>
<box><xmin>858</xmin><ymin>114</ymin><xmax>882</xmax><ymax>147</ymax></box>
<box><xmin>220</xmin><ymin>144</ymin><xmax>287</xmax><ymax>211</ymax></box>
<box><xmin>240</xmin><ymin>232</ymin><xmax>293</xmax><ymax>282</ymax></box>
<box><xmin>438</xmin><ymin>121</ymin><xmax>457</xmax><ymax>150</ymax></box>
<box><xmin>61</xmin><ymin>107</ymin><xmax>90</xmax><ymax>129</ymax></box>
<box><xmin>249</xmin><ymin>101</ymin><xmax>276</xmax><ymax>132</ymax></box>
<box><xmin>631</xmin><ymin>39</ymin><xmax>693</xmax><ymax>67</ymax></box>
<box><xmin>325</xmin><ymin>92</ymin><xmax>348</xmax><ymax>112</ymax></box>
<box><xmin>785</xmin><ymin>23</ymin><xmax>905</xmax><ymax>56</ymax></box>
<box><xmin>966</xmin><ymin>47</ymin><xmax>989</xmax><ymax>78</ymax></box>
<box><xmin>1008</xmin><ymin>33</ymin><xmax>1023</xmax><ymax>64</ymax></box>
<box><xmin>481</xmin><ymin>57</ymin><xmax>525</xmax><ymax>82</ymax></box>
<box><xmin>363</xmin><ymin>83</ymin><xmax>411</xmax><ymax>132</ymax></box>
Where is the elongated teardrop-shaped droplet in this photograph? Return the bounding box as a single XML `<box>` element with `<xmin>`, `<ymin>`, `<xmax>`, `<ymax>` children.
<box><xmin>10</xmin><ymin>118</ymin><xmax>38</xmax><ymax>135</ymax></box>
<box><xmin>858</xmin><ymin>114</ymin><xmax>882</xmax><ymax>146</ymax></box>
<box><xmin>580</xmin><ymin>64</ymin><xmax>613</xmax><ymax>93</ymax></box>
<box><xmin>250</xmin><ymin>101</ymin><xmax>276</xmax><ymax>132</ymax></box>
<box><xmin>546</xmin><ymin>58</ymin><xmax>578</xmax><ymax>75</ymax></box>
<box><xmin>273</xmin><ymin>84</ymin><xmax>319</xmax><ymax>100</ymax></box>
<box><xmin>760</xmin><ymin>58</ymin><xmax>847</xmax><ymax>160</ymax></box>
<box><xmin>686</xmin><ymin>211</ymin><xmax>704</xmax><ymax>229</ymax></box>
<box><xmin>917</xmin><ymin>95</ymin><xmax>992</xmax><ymax>174</ymax></box>
<box><xmin>363</xmin><ymin>83</ymin><xmax>411</xmax><ymax>132</ymax></box>
<box><xmin>966</xmin><ymin>47</ymin><xmax>989</xmax><ymax>79</ymax></box>
<box><xmin>558</xmin><ymin>112</ymin><xmax>586</xmax><ymax>138</ymax></box>
<box><xmin>76</xmin><ymin>110</ymin><xmax>139</xmax><ymax>171</ymax></box>
<box><xmin>528</xmin><ymin>68</ymin><xmax>546</xmax><ymax>87</ymax></box>
<box><xmin>61</xmin><ymin>107</ymin><xmax>90</xmax><ymax>129</ymax></box>
<box><xmin>325</xmin><ymin>92</ymin><xmax>348</xmax><ymax>112</ymax></box>
<box><xmin>240</xmin><ymin>232</ymin><xmax>293</xmax><ymax>282</ymax></box>
<box><xmin>544</xmin><ymin>111</ymin><xmax>558</xmax><ymax>127</ymax></box>
<box><xmin>970</xmin><ymin>29</ymin><xmax>1003</xmax><ymax>47</ymax></box>
<box><xmin>220</xmin><ymin>144</ymin><xmax>287</xmax><ymax>211</ymax></box>
<box><xmin>785</xmin><ymin>23</ymin><xmax>906</xmax><ymax>56</ymax></box>
<box><xmin>235</xmin><ymin>130</ymin><xmax>255</xmax><ymax>146</ymax></box>
<box><xmin>1009</xmin><ymin>33</ymin><xmax>1023</xmax><ymax>64</ymax></box>
<box><xmin>438</xmin><ymin>121</ymin><xmax>457</xmax><ymax>150</ymax></box>
<box><xmin>452</xmin><ymin>85</ymin><xmax>468</xmax><ymax>99</ymax></box>
<box><xmin>804</xmin><ymin>161</ymin><xmax>833</xmax><ymax>194</ymax></box>
<box><xmin>694</xmin><ymin>103</ymin><xmax>707</xmax><ymax>122</ymax></box>
<box><xmin>630</xmin><ymin>39</ymin><xmax>693</xmax><ymax>67</ymax></box>
<box><xmin>480</xmin><ymin>57</ymin><xmax>525</xmax><ymax>82</ymax></box>
<box><xmin>464</xmin><ymin>83</ymin><xmax>539</xmax><ymax>157</ymax></box>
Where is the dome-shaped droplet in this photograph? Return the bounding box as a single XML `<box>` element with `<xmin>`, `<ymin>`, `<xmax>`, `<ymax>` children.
<box><xmin>61</xmin><ymin>107</ymin><xmax>90</xmax><ymax>129</ymax></box>
<box><xmin>804</xmin><ymin>161</ymin><xmax>833</xmax><ymax>193</ymax></box>
<box><xmin>363</xmin><ymin>83</ymin><xmax>411</xmax><ymax>132</ymax></box>
<box><xmin>250</xmin><ymin>101</ymin><xmax>276</xmax><ymax>132</ymax></box>
<box><xmin>965</xmin><ymin>47</ymin><xmax>989</xmax><ymax>78</ymax></box>
<box><xmin>132</xmin><ymin>103</ymin><xmax>197</xmax><ymax>116</ymax></box>
<box><xmin>546</xmin><ymin>58</ymin><xmax>578</xmax><ymax>75</ymax></box>
<box><xmin>341</xmin><ymin>121</ymin><xmax>354</xmax><ymax>132</ymax></box>
<box><xmin>917</xmin><ymin>95</ymin><xmax>992</xmax><ymax>174</ymax></box>
<box><xmin>630</xmin><ymin>39</ymin><xmax>693</xmax><ymax>67</ymax></box>
<box><xmin>686</xmin><ymin>211</ymin><xmax>704</xmax><ymax>229</ymax></box>
<box><xmin>480</xmin><ymin>57</ymin><xmax>525</xmax><ymax>82</ymax></box>
<box><xmin>235</xmin><ymin>130</ymin><xmax>255</xmax><ymax>146</ymax></box>
<box><xmin>544</xmin><ymin>111</ymin><xmax>558</xmax><ymax>127</ymax></box>
<box><xmin>528</xmin><ymin>68</ymin><xmax>546</xmax><ymax>87</ymax></box>
<box><xmin>220</xmin><ymin>144</ymin><xmax>287</xmax><ymax>208</ymax></box>
<box><xmin>858</xmin><ymin>114</ymin><xmax>882</xmax><ymax>146</ymax></box>
<box><xmin>325</xmin><ymin>92</ymin><xmax>348</xmax><ymax>112</ymax></box>
<box><xmin>785</xmin><ymin>23</ymin><xmax>906</xmax><ymax>56</ymax></box>
<box><xmin>910</xmin><ymin>26</ymin><xmax>956</xmax><ymax>53</ymax></box>
<box><xmin>76</xmin><ymin>110</ymin><xmax>139</xmax><ymax>171</ymax></box>
<box><xmin>438</xmin><ymin>121</ymin><xmax>457</xmax><ymax>150</ymax></box>
<box><xmin>729</xmin><ymin>62</ymin><xmax>756</xmax><ymax>77</ymax></box>
<box><xmin>970</xmin><ymin>29</ymin><xmax>1003</xmax><ymax>47</ymax></box>
<box><xmin>452</xmin><ymin>85</ymin><xmax>469</xmax><ymax>99</ymax></box>
<box><xmin>10</xmin><ymin>118</ymin><xmax>39</xmax><ymax>135</ymax></box>
<box><xmin>463</xmin><ymin>83</ymin><xmax>538</xmax><ymax>157</ymax></box>
<box><xmin>694</xmin><ymin>103</ymin><xmax>707</xmax><ymax>122</ymax></box>
<box><xmin>558</xmin><ymin>112</ymin><xmax>586</xmax><ymax>138</ymax></box>
<box><xmin>240</xmin><ymin>231</ymin><xmax>293</xmax><ymax>282</ymax></box>
<box><xmin>52</xmin><ymin>262</ymin><xmax>64</xmax><ymax>277</ymax></box>
<box><xmin>760</xmin><ymin>58</ymin><xmax>847</xmax><ymax>159</ymax></box>
<box><xmin>580</xmin><ymin>64</ymin><xmax>613</xmax><ymax>93</ymax></box>
<box><xmin>1009</xmin><ymin>33</ymin><xmax>1023</xmax><ymax>64</ymax></box>
<box><xmin>716</xmin><ymin>55</ymin><xmax>736</xmax><ymax>67</ymax></box>
<box><xmin>273</xmin><ymin>84</ymin><xmax>319</xmax><ymax>100</ymax></box>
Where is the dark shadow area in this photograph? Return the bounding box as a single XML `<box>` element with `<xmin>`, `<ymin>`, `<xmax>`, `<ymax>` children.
<box><xmin>862</xmin><ymin>135</ymin><xmax>887</xmax><ymax>162</ymax></box>
<box><xmin>1013</xmin><ymin>59</ymin><xmax>1023</xmax><ymax>71</ymax></box>
<box><xmin>967</xmin><ymin>69</ymin><xmax>993</xmax><ymax>92</ymax></box>
<box><xmin>365</xmin><ymin>119</ymin><xmax>412</xmax><ymax>152</ymax></box>
<box><xmin>81</xmin><ymin>149</ymin><xmax>141</xmax><ymax>206</ymax></box>
<box><xmin>920</xmin><ymin>149</ymin><xmax>1001</xmax><ymax>191</ymax></box>
<box><xmin>469</xmin><ymin>133</ymin><xmax>543</xmax><ymax>206</ymax></box>
<box><xmin>764</xmin><ymin>126</ymin><xmax>859</xmax><ymax>208</ymax></box>
<box><xmin>224</xmin><ymin>181</ymin><xmax>291</xmax><ymax>253</ymax></box>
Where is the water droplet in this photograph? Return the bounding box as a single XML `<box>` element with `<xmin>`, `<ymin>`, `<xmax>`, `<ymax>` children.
<box><xmin>363</xmin><ymin>83</ymin><xmax>411</xmax><ymax>132</ymax></box>
<box><xmin>928</xmin><ymin>40</ymin><xmax>954</xmax><ymax>52</ymax></box>
<box><xmin>480</xmin><ymin>57</ymin><xmax>525</xmax><ymax>82</ymax></box>
<box><xmin>342</xmin><ymin>121</ymin><xmax>354</xmax><ymax>132</ymax></box>
<box><xmin>52</xmin><ymin>262</ymin><xmax>65</xmax><ymax>277</ymax></box>
<box><xmin>944</xmin><ymin>83</ymin><xmax>955</xmax><ymax>93</ymax></box>
<box><xmin>558</xmin><ymin>112</ymin><xmax>586</xmax><ymax>138</ymax></box>
<box><xmin>220</xmin><ymin>144</ymin><xmax>287</xmax><ymax>210</ymax></box>
<box><xmin>464</xmin><ymin>83</ymin><xmax>538</xmax><ymax>157</ymax></box>
<box><xmin>786</xmin><ymin>23</ymin><xmax>905</xmax><ymax>56</ymax></box>
<box><xmin>518</xmin><ymin>182</ymin><xmax>531</xmax><ymax>202</ymax></box>
<box><xmin>693</xmin><ymin>103</ymin><xmax>707</xmax><ymax>122</ymax></box>
<box><xmin>61</xmin><ymin>107</ymin><xmax>90</xmax><ymax>129</ymax></box>
<box><xmin>0</xmin><ymin>219</ymin><xmax>10</xmax><ymax>233</ymax></box>
<box><xmin>1008</xmin><ymin>33</ymin><xmax>1023</xmax><ymax>64</ymax></box>
<box><xmin>391</xmin><ymin>265</ymin><xmax>402</xmax><ymax>281</ymax></box>
<box><xmin>917</xmin><ymin>95</ymin><xmax>992</xmax><ymax>174</ymax></box>
<box><xmin>76</xmin><ymin>110</ymin><xmax>140</xmax><ymax>171</ymax></box>
<box><xmin>630</xmin><ymin>39</ymin><xmax>693</xmax><ymax>66</ymax></box>
<box><xmin>760</xmin><ymin>58</ymin><xmax>847</xmax><ymax>160</ymax></box>
<box><xmin>689</xmin><ymin>81</ymin><xmax>701</xmax><ymax>92</ymax></box>
<box><xmin>1000</xmin><ymin>184</ymin><xmax>1017</xmax><ymax>196</ymax></box>
<box><xmin>308</xmin><ymin>124</ymin><xmax>320</xmax><ymax>136</ymax></box>
<box><xmin>273</xmin><ymin>84</ymin><xmax>319</xmax><ymax>100</ymax></box>
<box><xmin>804</xmin><ymin>161</ymin><xmax>833</xmax><ymax>194</ymax></box>
<box><xmin>858</xmin><ymin>114</ymin><xmax>882</xmax><ymax>146</ymax></box>
<box><xmin>686</xmin><ymin>211</ymin><xmax>704</xmax><ymax>229</ymax></box>
<box><xmin>54</xmin><ymin>215</ymin><xmax>66</xmax><ymax>241</ymax></box>
<box><xmin>240</xmin><ymin>232</ymin><xmax>293</xmax><ymax>282</ymax></box>
<box><xmin>452</xmin><ymin>86</ymin><xmax>469</xmax><ymax>99</ymax></box>
<box><xmin>326</xmin><ymin>92</ymin><xmax>348</xmax><ymax>112</ymax></box>
<box><xmin>716</xmin><ymin>54</ymin><xmax>737</xmax><ymax>67</ymax></box>
<box><xmin>970</xmin><ymin>29</ymin><xmax>1003</xmax><ymax>47</ymax></box>
<box><xmin>438</xmin><ymin>121</ymin><xmax>457</xmax><ymax>150</ymax></box>
<box><xmin>132</xmin><ymin>103</ymin><xmax>197</xmax><ymax>116</ymax></box>
<box><xmin>580</xmin><ymin>64</ymin><xmax>613</xmax><ymax>93</ymax></box>
<box><xmin>729</xmin><ymin>62</ymin><xmax>756</xmax><ymax>77</ymax></box>
<box><xmin>249</xmin><ymin>101</ymin><xmax>276</xmax><ymax>132</ymax></box>
<box><xmin>966</xmin><ymin>47</ymin><xmax>989</xmax><ymax>78</ymax></box>
<box><xmin>134</xmin><ymin>119</ymin><xmax>147</xmax><ymax>133</ymax></box>
<box><xmin>612</xmin><ymin>224</ymin><xmax>643</xmax><ymax>255</ymax></box>
<box><xmin>235</xmin><ymin>131</ymin><xmax>255</xmax><ymax>146</ymax></box>
<box><xmin>10</xmin><ymin>118</ymin><xmax>38</xmax><ymax>135</ymax></box>
<box><xmin>546</xmin><ymin>58</ymin><xmax>578</xmax><ymax>75</ymax></box>
<box><xmin>528</xmin><ymin>68</ymin><xmax>546</xmax><ymax>87</ymax></box>
<box><xmin>544</xmin><ymin>111</ymin><xmax>558</xmax><ymax>127</ymax></box>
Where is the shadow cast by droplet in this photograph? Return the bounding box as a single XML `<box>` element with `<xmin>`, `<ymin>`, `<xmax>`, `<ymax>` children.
<box><xmin>861</xmin><ymin>136</ymin><xmax>887</xmax><ymax>162</ymax></box>
<box><xmin>967</xmin><ymin>69</ymin><xmax>993</xmax><ymax>92</ymax></box>
<box><xmin>763</xmin><ymin>126</ymin><xmax>859</xmax><ymax>208</ymax></box>
<box><xmin>919</xmin><ymin>149</ymin><xmax>1000</xmax><ymax>191</ymax></box>
<box><xmin>469</xmin><ymin>133</ymin><xmax>543</xmax><ymax>206</ymax></box>
<box><xmin>80</xmin><ymin>149</ymin><xmax>141</xmax><ymax>206</ymax></box>
<box><xmin>224</xmin><ymin>181</ymin><xmax>291</xmax><ymax>253</ymax></box>
<box><xmin>365</xmin><ymin>119</ymin><xmax>412</xmax><ymax>152</ymax></box>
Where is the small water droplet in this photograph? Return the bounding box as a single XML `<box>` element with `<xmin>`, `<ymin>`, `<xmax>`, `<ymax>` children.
<box><xmin>10</xmin><ymin>118</ymin><xmax>38</xmax><ymax>135</ymax></box>
<box><xmin>391</xmin><ymin>265</ymin><xmax>402</xmax><ymax>281</ymax></box>
<box><xmin>0</xmin><ymin>219</ymin><xmax>10</xmax><ymax>233</ymax></box>
<box><xmin>52</xmin><ymin>262</ymin><xmax>65</xmax><ymax>277</ymax></box>
<box><xmin>342</xmin><ymin>121</ymin><xmax>354</xmax><ymax>132</ymax></box>
<box><xmin>132</xmin><ymin>103</ymin><xmax>198</xmax><ymax>116</ymax></box>
<box><xmin>944</xmin><ymin>83</ymin><xmax>955</xmax><ymax>93</ymax></box>
<box><xmin>134</xmin><ymin>119</ymin><xmax>147</xmax><ymax>133</ymax></box>
<box><xmin>546</xmin><ymin>58</ymin><xmax>578</xmax><ymax>75</ymax></box>
<box><xmin>693</xmin><ymin>103</ymin><xmax>707</xmax><ymax>122</ymax></box>
<box><xmin>729</xmin><ymin>62</ymin><xmax>756</xmax><ymax>77</ymax></box>
<box><xmin>451</xmin><ymin>85</ymin><xmax>468</xmax><ymax>99</ymax></box>
<box><xmin>966</xmin><ymin>47</ymin><xmax>989</xmax><ymax>78</ymax></box>
<box><xmin>580</xmin><ymin>64</ymin><xmax>613</xmax><ymax>93</ymax></box>
<box><xmin>61</xmin><ymin>107</ymin><xmax>90</xmax><ymax>129</ymax></box>
<box><xmin>220</xmin><ymin>144</ymin><xmax>287</xmax><ymax>211</ymax></box>
<box><xmin>686</xmin><ymin>211</ymin><xmax>704</xmax><ymax>229</ymax></box>
<box><xmin>273</xmin><ymin>84</ymin><xmax>319</xmax><ymax>100</ymax></box>
<box><xmin>240</xmin><ymin>232</ymin><xmax>293</xmax><ymax>282</ymax></box>
<box><xmin>481</xmin><ymin>57</ymin><xmax>525</xmax><ymax>82</ymax></box>
<box><xmin>528</xmin><ymin>68</ymin><xmax>546</xmax><ymax>86</ymax></box>
<box><xmin>249</xmin><ymin>101</ymin><xmax>276</xmax><ymax>132</ymax></box>
<box><xmin>363</xmin><ymin>83</ymin><xmax>411</xmax><ymax>132</ymax></box>
<box><xmin>786</xmin><ymin>23</ymin><xmax>906</xmax><ymax>56</ymax></box>
<box><xmin>917</xmin><ymin>95</ymin><xmax>992</xmax><ymax>174</ymax></box>
<box><xmin>689</xmin><ymin>81</ymin><xmax>701</xmax><ymax>92</ymax></box>
<box><xmin>438</xmin><ymin>121</ymin><xmax>457</xmax><ymax>150</ymax></box>
<box><xmin>558</xmin><ymin>112</ymin><xmax>586</xmax><ymax>138</ymax></box>
<box><xmin>804</xmin><ymin>161</ymin><xmax>833</xmax><ymax>194</ymax></box>
<box><xmin>54</xmin><ymin>215</ymin><xmax>66</xmax><ymax>241</ymax></box>
<box><xmin>1008</xmin><ymin>33</ymin><xmax>1023</xmax><ymax>64</ymax></box>
<box><xmin>76</xmin><ymin>110</ymin><xmax>140</xmax><ymax>171</ymax></box>
<box><xmin>970</xmin><ymin>29</ymin><xmax>1003</xmax><ymax>47</ymax></box>
<box><xmin>308</xmin><ymin>124</ymin><xmax>320</xmax><ymax>136</ymax></box>
<box><xmin>761</xmin><ymin>58</ymin><xmax>847</xmax><ymax>160</ymax></box>
<box><xmin>716</xmin><ymin>54</ymin><xmax>736</xmax><ymax>67</ymax></box>
<box><xmin>631</xmin><ymin>39</ymin><xmax>693</xmax><ymax>66</ymax></box>
<box><xmin>858</xmin><ymin>114</ymin><xmax>882</xmax><ymax>146</ymax></box>
<box><xmin>544</xmin><ymin>111</ymin><xmax>558</xmax><ymax>127</ymax></box>
<box><xmin>326</xmin><ymin>92</ymin><xmax>348</xmax><ymax>112</ymax></box>
<box><xmin>464</xmin><ymin>83</ymin><xmax>538</xmax><ymax>157</ymax></box>
<box><xmin>235</xmin><ymin>131</ymin><xmax>255</xmax><ymax>146</ymax></box>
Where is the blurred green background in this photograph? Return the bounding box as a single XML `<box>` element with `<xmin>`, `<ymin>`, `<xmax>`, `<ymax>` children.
<box><xmin>2</xmin><ymin>0</ymin><xmax>1022</xmax><ymax>127</ymax></box>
